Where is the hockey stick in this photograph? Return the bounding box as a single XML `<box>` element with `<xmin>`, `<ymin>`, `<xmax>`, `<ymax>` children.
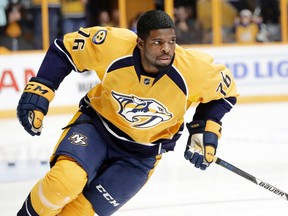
<box><xmin>214</xmin><ymin>157</ymin><xmax>288</xmax><ymax>201</ymax></box>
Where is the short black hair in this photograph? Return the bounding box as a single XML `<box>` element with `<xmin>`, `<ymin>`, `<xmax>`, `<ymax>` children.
<box><xmin>137</xmin><ymin>10</ymin><xmax>175</xmax><ymax>39</ymax></box>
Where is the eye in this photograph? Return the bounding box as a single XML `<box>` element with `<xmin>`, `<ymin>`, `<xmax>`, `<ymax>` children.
<box><xmin>153</xmin><ymin>41</ymin><xmax>160</xmax><ymax>45</ymax></box>
<box><xmin>169</xmin><ymin>39</ymin><xmax>176</xmax><ymax>44</ymax></box>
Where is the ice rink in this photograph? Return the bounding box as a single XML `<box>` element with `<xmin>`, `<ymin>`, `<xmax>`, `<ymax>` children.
<box><xmin>1</xmin><ymin>102</ymin><xmax>288</xmax><ymax>216</ymax></box>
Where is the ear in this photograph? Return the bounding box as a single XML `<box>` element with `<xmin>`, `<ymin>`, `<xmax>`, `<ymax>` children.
<box><xmin>137</xmin><ymin>37</ymin><xmax>144</xmax><ymax>49</ymax></box>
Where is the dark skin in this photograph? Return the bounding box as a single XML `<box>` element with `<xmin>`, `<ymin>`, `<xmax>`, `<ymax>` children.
<box><xmin>137</xmin><ymin>28</ymin><xmax>176</xmax><ymax>75</ymax></box>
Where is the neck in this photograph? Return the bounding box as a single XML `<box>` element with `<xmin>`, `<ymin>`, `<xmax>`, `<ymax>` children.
<box><xmin>140</xmin><ymin>62</ymin><xmax>158</xmax><ymax>77</ymax></box>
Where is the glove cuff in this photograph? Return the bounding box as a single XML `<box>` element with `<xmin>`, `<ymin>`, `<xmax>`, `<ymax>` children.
<box><xmin>24</xmin><ymin>77</ymin><xmax>55</xmax><ymax>102</ymax></box>
<box><xmin>186</xmin><ymin>119</ymin><xmax>222</xmax><ymax>139</ymax></box>
<box><xmin>205</xmin><ymin>120</ymin><xmax>222</xmax><ymax>139</ymax></box>
<box><xmin>30</xmin><ymin>77</ymin><xmax>55</xmax><ymax>90</ymax></box>
<box><xmin>186</xmin><ymin>120</ymin><xmax>205</xmax><ymax>134</ymax></box>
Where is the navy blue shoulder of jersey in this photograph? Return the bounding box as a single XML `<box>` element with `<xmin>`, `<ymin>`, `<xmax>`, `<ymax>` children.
<box><xmin>107</xmin><ymin>56</ymin><xmax>133</xmax><ymax>73</ymax></box>
<box><xmin>36</xmin><ymin>38</ymin><xmax>75</xmax><ymax>89</ymax></box>
<box><xmin>193</xmin><ymin>97</ymin><xmax>237</xmax><ymax>123</ymax></box>
<box><xmin>166</xmin><ymin>67</ymin><xmax>187</xmax><ymax>95</ymax></box>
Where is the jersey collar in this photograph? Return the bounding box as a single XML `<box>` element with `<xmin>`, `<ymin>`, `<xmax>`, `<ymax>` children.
<box><xmin>132</xmin><ymin>46</ymin><xmax>175</xmax><ymax>85</ymax></box>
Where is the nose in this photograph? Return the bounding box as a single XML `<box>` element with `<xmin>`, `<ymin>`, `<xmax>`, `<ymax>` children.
<box><xmin>161</xmin><ymin>43</ymin><xmax>170</xmax><ymax>53</ymax></box>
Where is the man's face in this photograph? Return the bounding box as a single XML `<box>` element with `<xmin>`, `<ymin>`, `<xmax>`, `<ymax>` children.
<box><xmin>138</xmin><ymin>28</ymin><xmax>176</xmax><ymax>73</ymax></box>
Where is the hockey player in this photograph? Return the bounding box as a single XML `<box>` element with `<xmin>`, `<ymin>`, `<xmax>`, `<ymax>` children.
<box><xmin>17</xmin><ymin>10</ymin><xmax>238</xmax><ymax>216</ymax></box>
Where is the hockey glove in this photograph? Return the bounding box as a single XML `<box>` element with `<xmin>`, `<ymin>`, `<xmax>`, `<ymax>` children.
<box><xmin>17</xmin><ymin>77</ymin><xmax>55</xmax><ymax>136</ymax></box>
<box><xmin>184</xmin><ymin>120</ymin><xmax>221</xmax><ymax>170</ymax></box>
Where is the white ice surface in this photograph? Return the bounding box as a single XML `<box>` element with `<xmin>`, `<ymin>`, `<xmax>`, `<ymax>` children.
<box><xmin>1</xmin><ymin>102</ymin><xmax>288</xmax><ymax>215</ymax></box>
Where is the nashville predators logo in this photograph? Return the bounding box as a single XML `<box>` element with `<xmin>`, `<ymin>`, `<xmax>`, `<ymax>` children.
<box><xmin>112</xmin><ymin>91</ymin><xmax>172</xmax><ymax>128</ymax></box>
<box><xmin>92</xmin><ymin>30</ymin><xmax>107</xmax><ymax>44</ymax></box>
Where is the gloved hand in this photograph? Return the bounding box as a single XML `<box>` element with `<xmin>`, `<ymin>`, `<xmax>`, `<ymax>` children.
<box><xmin>184</xmin><ymin>120</ymin><xmax>221</xmax><ymax>170</ymax></box>
<box><xmin>17</xmin><ymin>77</ymin><xmax>55</xmax><ymax>136</ymax></box>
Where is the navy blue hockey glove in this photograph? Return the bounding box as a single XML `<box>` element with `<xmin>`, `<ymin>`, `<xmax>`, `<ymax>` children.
<box><xmin>17</xmin><ymin>77</ymin><xmax>55</xmax><ymax>136</ymax></box>
<box><xmin>184</xmin><ymin>120</ymin><xmax>221</xmax><ymax>170</ymax></box>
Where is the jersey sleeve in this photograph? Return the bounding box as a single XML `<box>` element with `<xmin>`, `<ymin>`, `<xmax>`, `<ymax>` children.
<box><xmin>62</xmin><ymin>26</ymin><xmax>137</xmax><ymax>80</ymax></box>
<box><xmin>190</xmin><ymin>62</ymin><xmax>238</xmax><ymax>123</ymax></box>
<box><xmin>192</xmin><ymin>97</ymin><xmax>237</xmax><ymax>123</ymax></box>
<box><xmin>36</xmin><ymin>38</ymin><xmax>74</xmax><ymax>89</ymax></box>
<box><xmin>36</xmin><ymin>26</ymin><xmax>137</xmax><ymax>89</ymax></box>
<box><xmin>188</xmin><ymin>59</ymin><xmax>238</xmax><ymax>103</ymax></box>
<box><xmin>184</xmin><ymin>49</ymin><xmax>239</xmax><ymax>123</ymax></box>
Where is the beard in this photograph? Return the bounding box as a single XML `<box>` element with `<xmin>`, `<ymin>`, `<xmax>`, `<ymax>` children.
<box><xmin>147</xmin><ymin>54</ymin><xmax>174</xmax><ymax>71</ymax></box>
<box><xmin>155</xmin><ymin>54</ymin><xmax>174</xmax><ymax>71</ymax></box>
<box><xmin>155</xmin><ymin>63</ymin><xmax>171</xmax><ymax>71</ymax></box>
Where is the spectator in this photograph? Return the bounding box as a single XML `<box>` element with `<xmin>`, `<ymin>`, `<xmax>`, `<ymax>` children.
<box><xmin>3</xmin><ymin>0</ymin><xmax>22</xmax><ymax>50</ymax></box>
<box><xmin>98</xmin><ymin>10</ymin><xmax>112</xmax><ymax>27</ymax></box>
<box><xmin>18</xmin><ymin>0</ymin><xmax>34</xmax><ymax>48</ymax></box>
<box><xmin>1</xmin><ymin>0</ymin><xmax>26</xmax><ymax>50</ymax></box>
<box><xmin>174</xmin><ymin>5</ymin><xmax>202</xmax><ymax>44</ymax></box>
<box><xmin>110</xmin><ymin>8</ymin><xmax>119</xmax><ymax>27</ymax></box>
<box><xmin>197</xmin><ymin>0</ymin><xmax>237</xmax><ymax>44</ymax></box>
<box><xmin>234</xmin><ymin>9</ymin><xmax>257</xmax><ymax>43</ymax></box>
<box><xmin>234</xmin><ymin>9</ymin><xmax>268</xmax><ymax>43</ymax></box>
<box><xmin>251</xmin><ymin>6</ymin><xmax>269</xmax><ymax>42</ymax></box>
<box><xmin>86</xmin><ymin>0</ymin><xmax>110</xmax><ymax>27</ymax></box>
<box><xmin>61</xmin><ymin>0</ymin><xmax>88</xmax><ymax>34</ymax></box>
<box><xmin>32</xmin><ymin>0</ymin><xmax>61</xmax><ymax>49</ymax></box>
<box><xmin>0</xmin><ymin>0</ymin><xmax>34</xmax><ymax>51</ymax></box>
<box><xmin>257</xmin><ymin>0</ymin><xmax>280</xmax><ymax>41</ymax></box>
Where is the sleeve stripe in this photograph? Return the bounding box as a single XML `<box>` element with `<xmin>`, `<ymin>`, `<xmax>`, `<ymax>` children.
<box><xmin>223</xmin><ymin>97</ymin><xmax>235</xmax><ymax>108</ymax></box>
<box><xmin>54</xmin><ymin>39</ymin><xmax>79</xmax><ymax>72</ymax></box>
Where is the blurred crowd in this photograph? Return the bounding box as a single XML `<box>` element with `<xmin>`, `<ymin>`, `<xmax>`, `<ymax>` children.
<box><xmin>0</xmin><ymin>0</ymin><xmax>120</xmax><ymax>50</ymax></box>
<box><xmin>0</xmin><ymin>0</ymin><xmax>282</xmax><ymax>51</ymax></box>
<box><xmin>172</xmin><ymin>0</ymin><xmax>280</xmax><ymax>44</ymax></box>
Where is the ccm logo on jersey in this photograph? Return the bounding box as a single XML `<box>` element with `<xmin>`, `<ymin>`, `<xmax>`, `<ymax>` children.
<box><xmin>112</xmin><ymin>91</ymin><xmax>172</xmax><ymax>128</ymax></box>
<box><xmin>92</xmin><ymin>30</ymin><xmax>107</xmax><ymax>44</ymax></box>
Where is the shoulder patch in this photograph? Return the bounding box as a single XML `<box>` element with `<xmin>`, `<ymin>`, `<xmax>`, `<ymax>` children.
<box><xmin>92</xmin><ymin>30</ymin><xmax>107</xmax><ymax>44</ymax></box>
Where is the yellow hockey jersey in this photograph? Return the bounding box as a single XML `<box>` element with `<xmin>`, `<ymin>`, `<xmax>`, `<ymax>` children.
<box><xmin>38</xmin><ymin>26</ymin><xmax>237</xmax><ymax>157</ymax></box>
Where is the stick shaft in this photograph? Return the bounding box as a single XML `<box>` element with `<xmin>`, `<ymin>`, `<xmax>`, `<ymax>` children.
<box><xmin>214</xmin><ymin>157</ymin><xmax>288</xmax><ymax>201</ymax></box>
